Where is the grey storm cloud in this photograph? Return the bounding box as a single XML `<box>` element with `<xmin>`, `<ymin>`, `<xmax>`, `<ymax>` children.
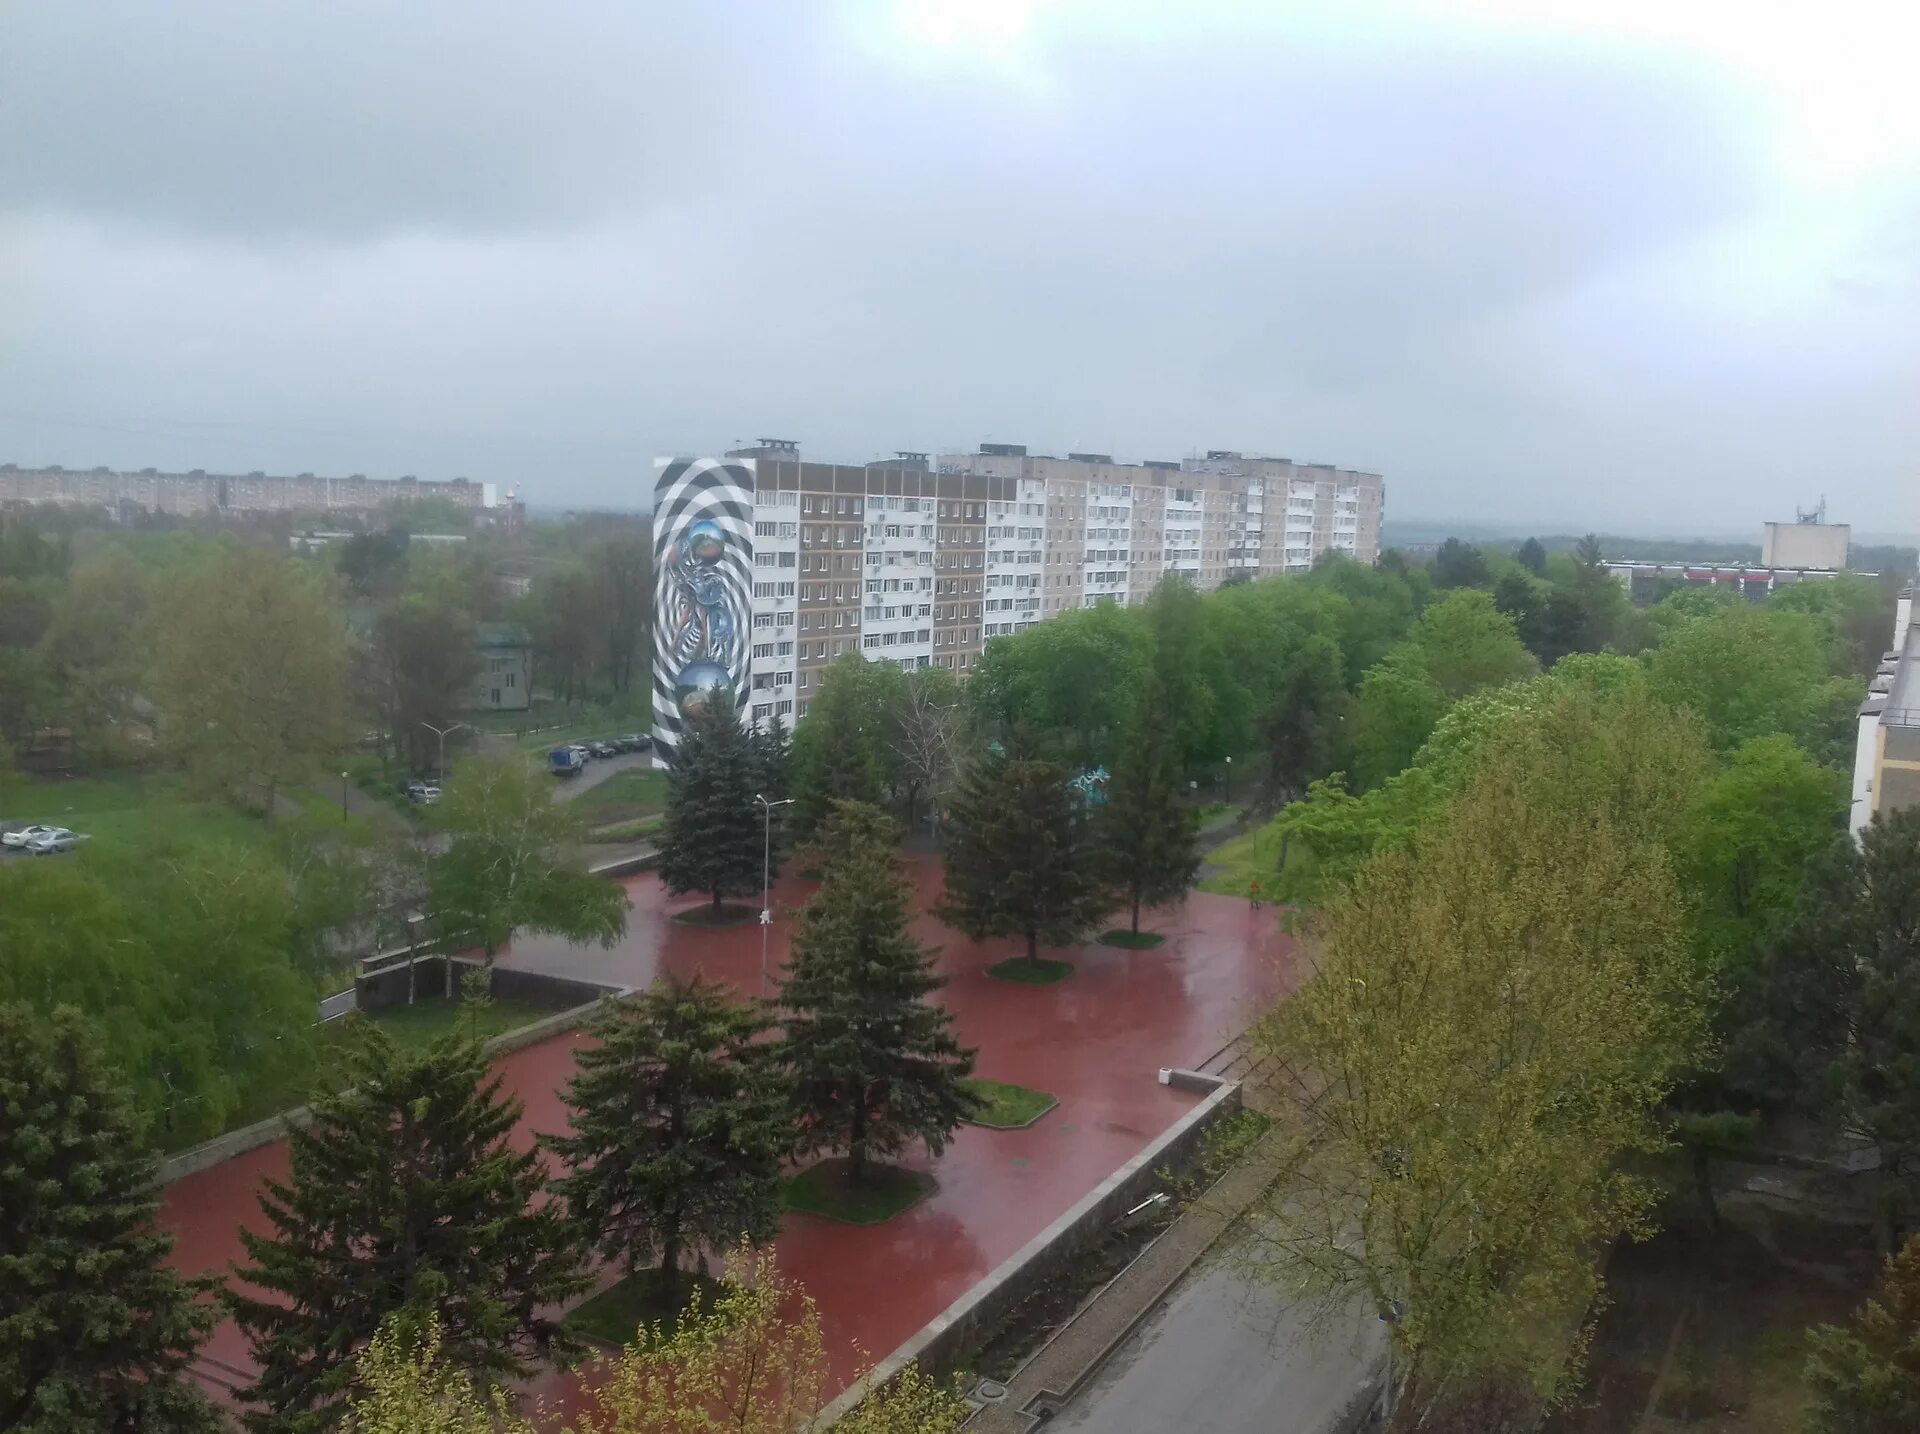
<box><xmin>1</xmin><ymin>0</ymin><xmax>1915</xmax><ymax>533</ymax></box>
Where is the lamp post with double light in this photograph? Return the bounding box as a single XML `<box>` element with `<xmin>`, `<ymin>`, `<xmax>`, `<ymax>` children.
<box><xmin>755</xmin><ymin>793</ymin><xmax>794</xmax><ymax>996</ymax></box>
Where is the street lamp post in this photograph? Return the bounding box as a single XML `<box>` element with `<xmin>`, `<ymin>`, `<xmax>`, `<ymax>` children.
<box><xmin>1224</xmin><ymin>755</ymin><xmax>1233</xmax><ymax>805</ymax></box>
<box><xmin>339</xmin><ymin>770</ymin><xmax>349</xmax><ymax>821</ymax></box>
<box><xmin>419</xmin><ymin>721</ymin><xmax>470</xmax><ymax>782</ymax></box>
<box><xmin>755</xmin><ymin>793</ymin><xmax>794</xmax><ymax>998</ymax></box>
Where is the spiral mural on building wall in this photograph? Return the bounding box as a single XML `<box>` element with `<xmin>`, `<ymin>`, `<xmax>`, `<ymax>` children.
<box><xmin>651</xmin><ymin>457</ymin><xmax>754</xmax><ymax>765</ymax></box>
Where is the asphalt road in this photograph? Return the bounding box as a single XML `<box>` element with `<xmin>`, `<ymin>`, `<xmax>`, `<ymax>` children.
<box><xmin>1046</xmin><ymin>1252</ymin><xmax>1383</xmax><ymax>1434</ymax></box>
<box><xmin>550</xmin><ymin>748</ymin><xmax>655</xmax><ymax>801</ymax></box>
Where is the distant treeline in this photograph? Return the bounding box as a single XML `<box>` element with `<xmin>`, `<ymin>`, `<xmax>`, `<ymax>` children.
<box><xmin>1497</xmin><ymin>533</ymin><xmax>1916</xmax><ymax>577</ymax></box>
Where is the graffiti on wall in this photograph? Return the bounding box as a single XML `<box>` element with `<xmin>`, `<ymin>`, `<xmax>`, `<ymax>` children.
<box><xmin>651</xmin><ymin>457</ymin><xmax>754</xmax><ymax>764</ymax></box>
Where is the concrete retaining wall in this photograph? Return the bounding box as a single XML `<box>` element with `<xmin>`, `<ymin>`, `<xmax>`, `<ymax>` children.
<box><xmin>811</xmin><ymin>1071</ymin><xmax>1243</xmax><ymax>1428</ymax></box>
<box><xmin>589</xmin><ymin>848</ymin><xmax>660</xmax><ymax>878</ymax></box>
<box><xmin>154</xmin><ymin>988</ymin><xmax>624</xmax><ymax>1187</ymax></box>
<box><xmin>355</xmin><ymin>955</ymin><xmax>453</xmax><ymax>1011</ymax></box>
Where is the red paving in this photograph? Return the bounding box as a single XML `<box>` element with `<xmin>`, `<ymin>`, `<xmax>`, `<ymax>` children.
<box><xmin>159</xmin><ymin>857</ymin><xmax>1298</xmax><ymax>1412</ymax></box>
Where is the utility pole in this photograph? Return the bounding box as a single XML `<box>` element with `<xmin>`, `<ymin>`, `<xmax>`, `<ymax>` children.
<box><xmin>755</xmin><ymin>793</ymin><xmax>794</xmax><ymax>997</ymax></box>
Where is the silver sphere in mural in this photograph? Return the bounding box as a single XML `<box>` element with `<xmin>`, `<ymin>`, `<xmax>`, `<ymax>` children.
<box><xmin>673</xmin><ymin>660</ymin><xmax>735</xmax><ymax>721</ymax></box>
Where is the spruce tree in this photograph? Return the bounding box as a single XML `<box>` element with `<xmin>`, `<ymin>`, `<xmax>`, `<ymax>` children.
<box><xmin>1098</xmin><ymin>677</ymin><xmax>1201</xmax><ymax>933</ymax></box>
<box><xmin>230</xmin><ymin>1026</ymin><xmax>588</xmax><ymax>1432</ymax></box>
<box><xmin>750</xmin><ymin>712</ymin><xmax>794</xmax><ymax>868</ymax></box>
<box><xmin>752</xmin><ymin>711</ymin><xmax>792</xmax><ymax>803</ymax></box>
<box><xmin>780</xmin><ymin>801</ymin><xmax>979</xmax><ymax>1186</ymax></box>
<box><xmin>659</xmin><ymin>690</ymin><xmax>767</xmax><ymax>914</ymax></box>
<box><xmin>548</xmin><ymin>977</ymin><xmax>789</xmax><ymax>1303</ymax></box>
<box><xmin>0</xmin><ymin>1004</ymin><xmax>222</xmax><ymax>1434</ymax></box>
<box><xmin>937</xmin><ymin>755</ymin><xmax>1110</xmax><ymax>963</ymax></box>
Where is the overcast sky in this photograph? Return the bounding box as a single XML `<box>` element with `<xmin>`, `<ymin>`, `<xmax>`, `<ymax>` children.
<box><xmin>2</xmin><ymin>1</ymin><xmax>1916</xmax><ymax>533</ymax></box>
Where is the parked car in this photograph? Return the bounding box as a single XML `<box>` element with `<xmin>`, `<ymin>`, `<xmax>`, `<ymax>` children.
<box><xmin>587</xmin><ymin>740</ymin><xmax>617</xmax><ymax>759</ymax></box>
<box><xmin>549</xmin><ymin>745</ymin><xmax>586</xmax><ymax>777</ymax></box>
<box><xmin>1</xmin><ymin>824</ymin><xmax>60</xmax><ymax>849</ymax></box>
<box><xmin>24</xmin><ymin>828</ymin><xmax>82</xmax><ymax>855</ymax></box>
<box><xmin>615</xmin><ymin>733</ymin><xmax>651</xmax><ymax>752</ymax></box>
<box><xmin>568</xmin><ymin>744</ymin><xmax>592</xmax><ymax>764</ymax></box>
<box><xmin>404</xmin><ymin>781</ymin><xmax>441</xmax><ymax>806</ymax></box>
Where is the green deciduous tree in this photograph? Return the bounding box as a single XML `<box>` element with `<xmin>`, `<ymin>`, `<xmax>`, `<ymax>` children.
<box><xmin>658</xmin><ymin>691</ymin><xmax>766</xmax><ymax>913</ymax></box>
<box><xmin>781</xmin><ymin>802</ymin><xmax>977</xmax><ymax>1186</ymax></box>
<box><xmin>425</xmin><ymin>755</ymin><xmax>627</xmax><ymax>961</ymax></box>
<box><xmin>1675</xmin><ymin>733</ymin><xmax>1844</xmax><ymax>969</ymax></box>
<box><xmin>364</xmin><ymin>596</ymin><xmax>482</xmax><ymax>775</ymax></box>
<box><xmin>1306</xmin><ymin>554</ymin><xmax>1424</xmax><ymax>685</ymax></box>
<box><xmin>1804</xmin><ymin>1235</ymin><xmax>1920</xmax><ymax>1434</ymax></box>
<box><xmin>150</xmin><ymin>547</ymin><xmax>350</xmax><ymax>816</ymax></box>
<box><xmin>937</xmin><ymin>755</ymin><xmax>1110</xmax><ymax>964</ymax></box>
<box><xmin>1346</xmin><ymin>655</ymin><xmax>1450</xmax><ymax>791</ymax></box>
<box><xmin>343</xmin><ymin>1317</ymin><xmax>534</xmax><ymax>1434</ymax></box>
<box><xmin>890</xmin><ymin>664</ymin><xmax>964</xmax><ymax>830</ymax></box>
<box><xmin>1097</xmin><ymin>676</ymin><xmax>1200</xmax><ymax>933</ymax></box>
<box><xmin>564</xmin><ymin>1246</ymin><xmax>966</xmax><ymax>1434</ymax></box>
<box><xmin>232</xmin><ymin>1025</ymin><xmax>588</xmax><ymax>1432</ymax></box>
<box><xmin>0</xmin><ymin>840</ymin><xmax>319</xmax><ymax>1145</ymax></box>
<box><xmin>967</xmin><ymin>602</ymin><xmax>1151</xmax><ymax>769</ymax></box>
<box><xmin>0</xmin><ymin>1005</ymin><xmax>222</xmax><ymax>1434</ymax></box>
<box><xmin>790</xmin><ymin>653</ymin><xmax>904</xmax><ymax>835</ymax></box>
<box><xmin>1245</xmin><ymin>757</ymin><xmax>1706</xmax><ymax>1418</ymax></box>
<box><xmin>549</xmin><ymin>977</ymin><xmax>788</xmax><ymax>1300</ymax></box>
<box><xmin>1392</xmin><ymin>587</ymin><xmax>1537</xmax><ymax>699</ymax></box>
<box><xmin>1644</xmin><ymin>602</ymin><xmax>1858</xmax><ymax>759</ymax></box>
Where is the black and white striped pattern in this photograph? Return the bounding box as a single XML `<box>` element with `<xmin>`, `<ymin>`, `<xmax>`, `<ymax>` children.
<box><xmin>651</xmin><ymin>457</ymin><xmax>755</xmax><ymax>766</ymax></box>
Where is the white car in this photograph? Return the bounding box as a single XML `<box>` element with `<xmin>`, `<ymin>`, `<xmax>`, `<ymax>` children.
<box><xmin>1</xmin><ymin>824</ymin><xmax>59</xmax><ymax>849</ymax></box>
<box><xmin>23</xmin><ymin>828</ymin><xmax>81</xmax><ymax>855</ymax></box>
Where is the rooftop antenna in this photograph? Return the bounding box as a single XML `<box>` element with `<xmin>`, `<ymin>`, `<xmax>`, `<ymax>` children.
<box><xmin>1796</xmin><ymin>495</ymin><xmax>1828</xmax><ymax>525</ymax></box>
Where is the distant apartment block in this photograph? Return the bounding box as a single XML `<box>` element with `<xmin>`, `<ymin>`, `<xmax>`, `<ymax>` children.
<box><xmin>696</xmin><ymin>440</ymin><xmax>1383</xmax><ymax>729</ymax></box>
<box><xmin>0</xmin><ymin>463</ymin><xmax>524</xmax><ymax>528</ymax></box>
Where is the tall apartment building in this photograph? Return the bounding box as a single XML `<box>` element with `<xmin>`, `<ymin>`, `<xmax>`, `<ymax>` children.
<box><xmin>0</xmin><ymin>462</ymin><xmax>523</xmax><ymax>527</ymax></box>
<box><xmin>651</xmin><ymin>441</ymin><xmax>1384</xmax><ymax>748</ymax></box>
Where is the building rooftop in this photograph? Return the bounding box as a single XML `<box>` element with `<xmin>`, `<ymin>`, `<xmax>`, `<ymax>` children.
<box><xmin>1881</xmin><ymin>624</ymin><xmax>1920</xmax><ymax>728</ymax></box>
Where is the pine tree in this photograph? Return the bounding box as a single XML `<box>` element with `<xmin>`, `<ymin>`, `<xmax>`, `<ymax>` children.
<box><xmin>0</xmin><ymin>1004</ymin><xmax>222</xmax><ymax>1434</ymax></box>
<box><xmin>1098</xmin><ymin>677</ymin><xmax>1201</xmax><ymax>933</ymax></box>
<box><xmin>659</xmin><ymin>690</ymin><xmax>767</xmax><ymax>914</ymax></box>
<box><xmin>230</xmin><ymin>1026</ymin><xmax>588</xmax><ymax>1432</ymax></box>
<box><xmin>750</xmin><ymin>712</ymin><xmax>794</xmax><ymax>868</ymax></box>
<box><xmin>780</xmin><ymin>801</ymin><xmax>979</xmax><ymax>1186</ymax></box>
<box><xmin>549</xmin><ymin>977</ymin><xmax>789</xmax><ymax>1303</ymax></box>
<box><xmin>937</xmin><ymin>755</ymin><xmax>1110</xmax><ymax>963</ymax></box>
<box><xmin>752</xmin><ymin>711</ymin><xmax>792</xmax><ymax>802</ymax></box>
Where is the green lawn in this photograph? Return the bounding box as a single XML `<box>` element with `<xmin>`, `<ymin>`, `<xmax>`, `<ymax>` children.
<box><xmin>565</xmin><ymin>1267</ymin><xmax>723</xmax><ymax>1349</ymax></box>
<box><xmin>1199</xmin><ymin>823</ymin><xmax>1315</xmax><ymax>898</ymax></box>
<box><xmin>282</xmin><ymin>783</ymin><xmax>383</xmax><ymax>840</ymax></box>
<box><xmin>588</xmin><ymin>816</ymin><xmax>664</xmax><ymax>845</ymax></box>
<box><xmin>987</xmin><ymin>956</ymin><xmax>1075</xmax><ymax>985</ymax></box>
<box><xmin>2</xmin><ymin>771</ymin><xmax>265</xmax><ymax>854</ymax></box>
<box><xmin>575</xmin><ymin>769</ymin><xmax>668</xmax><ymax>823</ymax></box>
<box><xmin>960</xmin><ymin>1078</ymin><xmax>1057</xmax><ymax>1129</ymax></box>
<box><xmin>782</xmin><ymin>1159</ymin><xmax>935</xmax><ymax>1224</ymax></box>
<box><xmin>363</xmin><ymin>994</ymin><xmax>554</xmax><ymax>1051</ymax></box>
<box><xmin>1100</xmin><ymin>929</ymin><xmax>1165</xmax><ymax>949</ymax></box>
<box><xmin>511</xmin><ymin>713</ymin><xmax>652</xmax><ymax>753</ymax></box>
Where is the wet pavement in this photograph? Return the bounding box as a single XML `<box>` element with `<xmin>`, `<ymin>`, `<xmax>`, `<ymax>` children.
<box><xmin>1046</xmin><ymin>1250</ymin><xmax>1383</xmax><ymax>1434</ymax></box>
<box><xmin>159</xmin><ymin>856</ymin><xmax>1298</xmax><ymax>1410</ymax></box>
